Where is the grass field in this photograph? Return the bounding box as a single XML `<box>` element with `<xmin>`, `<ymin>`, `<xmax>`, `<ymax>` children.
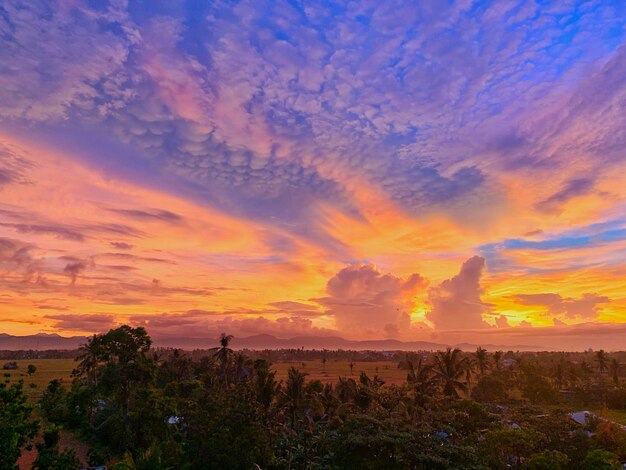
<box><xmin>593</xmin><ymin>408</ymin><xmax>626</xmax><ymax>426</ymax></box>
<box><xmin>2</xmin><ymin>358</ymin><xmax>407</xmax><ymax>401</ymax></box>
<box><xmin>2</xmin><ymin>359</ymin><xmax>75</xmax><ymax>401</ymax></box>
<box><xmin>272</xmin><ymin>360</ymin><xmax>407</xmax><ymax>385</ymax></box>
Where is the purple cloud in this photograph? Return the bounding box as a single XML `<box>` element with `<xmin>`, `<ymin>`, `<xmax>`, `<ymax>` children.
<box><xmin>427</xmin><ymin>256</ymin><xmax>491</xmax><ymax>330</ymax></box>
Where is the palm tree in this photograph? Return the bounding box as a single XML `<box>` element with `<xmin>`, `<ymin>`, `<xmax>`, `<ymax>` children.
<box><xmin>610</xmin><ymin>359</ymin><xmax>620</xmax><ymax>385</ymax></box>
<box><xmin>580</xmin><ymin>360</ymin><xmax>593</xmax><ymax>381</ymax></box>
<box><xmin>406</xmin><ymin>356</ymin><xmax>437</xmax><ymax>406</ymax></box>
<box><xmin>282</xmin><ymin>367</ymin><xmax>309</xmax><ymax>469</ymax></box>
<box><xmin>553</xmin><ymin>359</ymin><xmax>566</xmax><ymax>390</ymax></box>
<box><xmin>465</xmin><ymin>358</ymin><xmax>477</xmax><ymax>393</ymax></box>
<box><xmin>253</xmin><ymin>359</ymin><xmax>280</xmax><ymax>413</ymax></box>
<box><xmin>493</xmin><ymin>350</ymin><xmax>503</xmax><ymax>371</ymax></box>
<box><xmin>233</xmin><ymin>352</ymin><xmax>252</xmax><ymax>382</ymax></box>
<box><xmin>74</xmin><ymin>334</ymin><xmax>104</xmax><ymax>385</ymax></box>
<box><xmin>434</xmin><ymin>348</ymin><xmax>469</xmax><ymax>398</ymax></box>
<box><xmin>475</xmin><ymin>347</ymin><xmax>489</xmax><ymax>377</ymax></box>
<box><xmin>212</xmin><ymin>333</ymin><xmax>234</xmax><ymax>385</ymax></box>
<box><xmin>284</xmin><ymin>367</ymin><xmax>307</xmax><ymax>430</ymax></box>
<box><xmin>596</xmin><ymin>350</ymin><xmax>608</xmax><ymax>374</ymax></box>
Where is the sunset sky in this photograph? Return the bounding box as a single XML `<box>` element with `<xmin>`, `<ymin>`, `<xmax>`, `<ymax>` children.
<box><xmin>1</xmin><ymin>0</ymin><xmax>626</xmax><ymax>349</ymax></box>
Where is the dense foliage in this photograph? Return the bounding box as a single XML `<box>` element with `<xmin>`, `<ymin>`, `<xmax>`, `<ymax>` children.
<box><xmin>5</xmin><ymin>326</ymin><xmax>626</xmax><ymax>469</ymax></box>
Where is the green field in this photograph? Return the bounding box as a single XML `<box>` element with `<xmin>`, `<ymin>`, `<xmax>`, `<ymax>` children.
<box><xmin>272</xmin><ymin>360</ymin><xmax>406</xmax><ymax>385</ymax></box>
<box><xmin>593</xmin><ymin>408</ymin><xmax>626</xmax><ymax>426</ymax></box>
<box><xmin>2</xmin><ymin>358</ymin><xmax>407</xmax><ymax>402</ymax></box>
<box><xmin>2</xmin><ymin>359</ymin><xmax>75</xmax><ymax>401</ymax></box>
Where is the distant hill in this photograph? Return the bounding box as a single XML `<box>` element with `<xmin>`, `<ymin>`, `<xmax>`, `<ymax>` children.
<box><xmin>0</xmin><ymin>333</ymin><xmax>87</xmax><ymax>350</ymax></box>
<box><xmin>0</xmin><ymin>332</ymin><xmax>547</xmax><ymax>352</ymax></box>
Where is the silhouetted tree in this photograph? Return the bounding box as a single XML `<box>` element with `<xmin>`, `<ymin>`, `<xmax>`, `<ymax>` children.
<box><xmin>596</xmin><ymin>350</ymin><xmax>609</xmax><ymax>374</ymax></box>
<box><xmin>213</xmin><ymin>333</ymin><xmax>234</xmax><ymax>386</ymax></box>
<box><xmin>434</xmin><ymin>348</ymin><xmax>469</xmax><ymax>397</ymax></box>
<box><xmin>475</xmin><ymin>346</ymin><xmax>489</xmax><ymax>376</ymax></box>
<box><xmin>493</xmin><ymin>350</ymin><xmax>503</xmax><ymax>371</ymax></box>
<box><xmin>0</xmin><ymin>381</ymin><xmax>39</xmax><ymax>469</ymax></box>
<box><xmin>610</xmin><ymin>359</ymin><xmax>620</xmax><ymax>385</ymax></box>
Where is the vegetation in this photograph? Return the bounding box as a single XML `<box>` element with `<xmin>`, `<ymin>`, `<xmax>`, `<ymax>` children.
<box><xmin>4</xmin><ymin>326</ymin><xmax>626</xmax><ymax>468</ymax></box>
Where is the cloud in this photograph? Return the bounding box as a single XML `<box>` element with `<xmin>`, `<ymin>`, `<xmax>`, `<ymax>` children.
<box><xmin>0</xmin><ymin>237</ymin><xmax>33</xmax><ymax>266</ymax></box>
<box><xmin>495</xmin><ymin>315</ymin><xmax>510</xmax><ymax>328</ymax></box>
<box><xmin>0</xmin><ymin>223</ymin><xmax>85</xmax><ymax>241</ymax></box>
<box><xmin>44</xmin><ymin>313</ymin><xmax>117</xmax><ymax>332</ymax></box>
<box><xmin>98</xmin><ymin>252</ymin><xmax>175</xmax><ymax>265</ymax></box>
<box><xmin>513</xmin><ymin>292</ymin><xmax>611</xmax><ymax>319</ymax></box>
<box><xmin>535</xmin><ymin>178</ymin><xmax>595</xmax><ymax>213</ymax></box>
<box><xmin>0</xmin><ymin>0</ymin><xmax>137</xmax><ymax>121</ymax></box>
<box><xmin>0</xmin><ymin>237</ymin><xmax>43</xmax><ymax>283</ymax></box>
<box><xmin>316</xmin><ymin>263</ymin><xmax>425</xmax><ymax>338</ymax></box>
<box><xmin>110</xmin><ymin>242</ymin><xmax>134</xmax><ymax>250</ymax></box>
<box><xmin>426</xmin><ymin>256</ymin><xmax>490</xmax><ymax>330</ymax></box>
<box><xmin>107</xmin><ymin>208</ymin><xmax>184</xmax><ymax>223</ymax></box>
<box><xmin>63</xmin><ymin>261</ymin><xmax>89</xmax><ymax>286</ymax></box>
<box><xmin>0</xmin><ymin>143</ymin><xmax>33</xmax><ymax>186</ymax></box>
<box><xmin>128</xmin><ymin>310</ymin><xmax>335</xmax><ymax>338</ymax></box>
<box><xmin>209</xmin><ymin>316</ymin><xmax>336</xmax><ymax>339</ymax></box>
<box><xmin>85</xmin><ymin>223</ymin><xmax>145</xmax><ymax>238</ymax></box>
<box><xmin>478</xmin><ymin>221</ymin><xmax>626</xmax><ymax>273</ymax></box>
<box><xmin>267</xmin><ymin>300</ymin><xmax>323</xmax><ymax>317</ymax></box>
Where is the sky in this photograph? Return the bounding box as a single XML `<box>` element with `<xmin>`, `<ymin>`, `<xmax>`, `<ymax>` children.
<box><xmin>1</xmin><ymin>0</ymin><xmax>626</xmax><ymax>349</ymax></box>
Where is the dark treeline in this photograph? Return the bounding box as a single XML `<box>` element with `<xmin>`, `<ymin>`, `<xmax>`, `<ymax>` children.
<box><xmin>0</xmin><ymin>350</ymin><xmax>78</xmax><ymax>360</ymax></box>
<box><xmin>4</xmin><ymin>326</ymin><xmax>626</xmax><ymax>469</ymax></box>
<box><xmin>0</xmin><ymin>347</ymin><xmax>396</xmax><ymax>362</ymax></box>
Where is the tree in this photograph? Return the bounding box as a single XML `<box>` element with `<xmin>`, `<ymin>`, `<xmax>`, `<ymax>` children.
<box><xmin>524</xmin><ymin>450</ymin><xmax>569</xmax><ymax>470</ymax></box>
<box><xmin>406</xmin><ymin>357</ymin><xmax>437</xmax><ymax>407</ymax></box>
<box><xmin>27</xmin><ymin>364</ymin><xmax>37</xmax><ymax>376</ymax></box>
<box><xmin>553</xmin><ymin>357</ymin><xmax>565</xmax><ymax>390</ymax></box>
<box><xmin>0</xmin><ymin>381</ymin><xmax>39</xmax><ymax>470</ymax></box>
<box><xmin>40</xmin><ymin>379</ymin><xmax>68</xmax><ymax>423</ymax></box>
<box><xmin>475</xmin><ymin>347</ymin><xmax>489</xmax><ymax>376</ymax></box>
<box><xmin>465</xmin><ymin>358</ymin><xmax>476</xmax><ymax>393</ymax></box>
<box><xmin>32</xmin><ymin>426</ymin><xmax>79</xmax><ymax>470</ymax></box>
<box><xmin>610</xmin><ymin>359</ymin><xmax>620</xmax><ymax>385</ymax></box>
<box><xmin>97</xmin><ymin>325</ymin><xmax>154</xmax><ymax>417</ymax></box>
<box><xmin>434</xmin><ymin>348</ymin><xmax>469</xmax><ymax>397</ymax></box>
<box><xmin>596</xmin><ymin>350</ymin><xmax>609</xmax><ymax>374</ymax></box>
<box><xmin>483</xmin><ymin>428</ymin><xmax>541</xmax><ymax>469</ymax></box>
<box><xmin>213</xmin><ymin>333</ymin><xmax>234</xmax><ymax>385</ymax></box>
<box><xmin>70</xmin><ymin>325</ymin><xmax>157</xmax><ymax>457</ymax></box>
<box><xmin>253</xmin><ymin>359</ymin><xmax>279</xmax><ymax>414</ymax></box>
<box><xmin>493</xmin><ymin>350</ymin><xmax>503</xmax><ymax>371</ymax></box>
<box><xmin>580</xmin><ymin>449</ymin><xmax>621</xmax><ymax>470</ymax></box>
<box><xmin>472</xmin><ymin>374</ymin><xmax>508</xmax><ymax>403</ymax></box>
<box><xmin>75</xmin><ymin>334</ymin><xmax>105</xmax><ymax>385</ymax></box>
<box><xmin>522</xmin><ymin>368</ymin><xmax>558</xmax><ymax>405</ymax></box>
<box><xmin>283</xmin><ymin>367</ymin><xmax>307</xmax><ymax>430</ymax></box>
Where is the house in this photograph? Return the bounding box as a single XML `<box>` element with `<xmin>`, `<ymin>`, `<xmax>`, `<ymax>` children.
<box><xmin>502</xmin><ymin>358</ymin><xmax>516</xmax><ymax>368</ymax></box>
<box><xmin>167</xmin><ymin>415</ymin><xmax>183</xmax><ymax>424</ymax></box>
<box><xmin>569</xmin><ymin>410</ymin><xmax>591</xmax><ymax>426</ymax></box>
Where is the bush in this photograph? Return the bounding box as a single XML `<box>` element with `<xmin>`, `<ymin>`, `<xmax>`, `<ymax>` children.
<box><xmin>472</xmin><ymin>374</ymin><xmax>508</xmax><ymax>403</ymax></box>
<box><xmin>580</xmin><ymin>449</ymin><xmax>621</xmax><ymax>470</ymax></box>
<box><xmin>524</xmin><ymin>450</ymin><xmax>569</xmax><ymax>470</ymax></box>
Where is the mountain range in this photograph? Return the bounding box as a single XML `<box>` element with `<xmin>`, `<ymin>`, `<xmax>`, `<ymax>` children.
<box><xmin>0</xmin><ymin>332</ymin><xmax>548</xmax><ymax>351</ymax></box>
